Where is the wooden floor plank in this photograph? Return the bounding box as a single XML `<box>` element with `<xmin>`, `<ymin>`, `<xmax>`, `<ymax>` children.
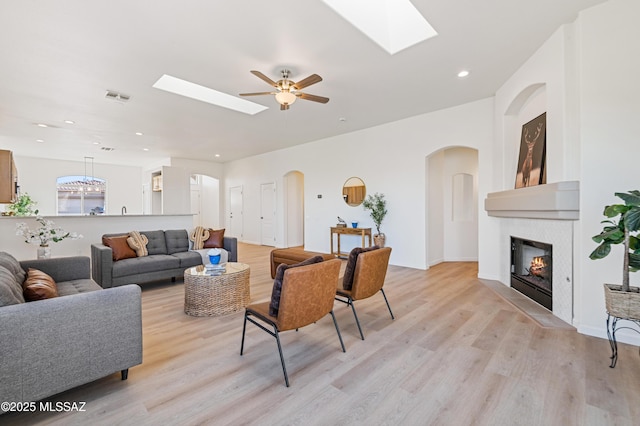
<box><xmin>3</xmin><ymin>243</ymin><xmax>640</xmax><ymax>426</ymax></box>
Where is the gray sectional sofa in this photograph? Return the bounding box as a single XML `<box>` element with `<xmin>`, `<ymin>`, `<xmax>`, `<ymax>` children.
<box><xmin>91</xmin><ymin>229</ymin><xmax>237</xmax><ymax>288</ymax></box>
<box><xmin>0</xmin><ymin>254</ymin><xmax>142</xmax><ymax>411</ymax></box>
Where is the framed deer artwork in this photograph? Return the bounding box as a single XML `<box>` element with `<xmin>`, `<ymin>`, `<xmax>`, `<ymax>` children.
<box><xmin>515</xmin><ymin>112</ymin><xmax>546</xmax><ymax>189</ymax></box>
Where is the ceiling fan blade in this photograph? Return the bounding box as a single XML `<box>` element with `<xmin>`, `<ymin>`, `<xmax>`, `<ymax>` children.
<box><xmin>250</xmin><ymin>70</ymin><xmax>278</xmax><ymax>87</ymax></box>
<box><xmin>297</xmin><ymin>92</ymin><xmax>330</xmax><ymax>104</ymax></box>
<box><xmin>239</xmin><ymin>92</ymin><xmax>275</xmax><ymax>96</ymax></box>
<box><xmin>292</xmin><ymin>74</ymin><xmax>322</xmax><ymax>90</ymax></box>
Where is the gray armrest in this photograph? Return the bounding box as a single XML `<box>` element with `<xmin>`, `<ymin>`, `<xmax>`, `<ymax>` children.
<box><xmin>91</xmin><ymin>243</ymin><xmax>114</xmax><ymax>288</ymax></box>
<box><xmin>224</xmin><ymin>236</ymin><xmax>238</xmax><ymax>262</ymax></box>
<box><xmin>0</xmin><ymin>285</ymin><xmax>142</xmax><ymax>403</ymax></box>
<box><xmin>20</xmin><ymin>256</ymin><xmax>91</xmax><ymax>282</ymax></box>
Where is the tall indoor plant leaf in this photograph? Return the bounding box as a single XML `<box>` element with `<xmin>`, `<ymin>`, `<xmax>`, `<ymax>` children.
<box><xmin>590</xmin><ymin>190</ymin><xmax>640</xmax><ymax>292</ymax></box>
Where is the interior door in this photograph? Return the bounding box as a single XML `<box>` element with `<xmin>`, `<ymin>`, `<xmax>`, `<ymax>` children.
<box><xmin>229</xmin><ymin>186</ymin><xmax>243</xmax><ymax>239</ymax></box>
<box><xmin>260</xmin><ymin>182</ymin><xmax>276</xmax><ymax>246</ymax></box>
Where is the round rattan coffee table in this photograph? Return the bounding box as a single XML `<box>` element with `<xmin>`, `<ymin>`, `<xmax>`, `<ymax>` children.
<box><xmin>184</xmin><ymin>262</ymin><xmax>251</xmax><ymax>317</ymax></box>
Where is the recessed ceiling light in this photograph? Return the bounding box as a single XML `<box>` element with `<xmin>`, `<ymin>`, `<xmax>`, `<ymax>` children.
<box><xmin>64</xmin><ymin>120</ymin><xmax>75</xmax><ymax>124</ymax></box>
<box><xmin>36</xmin><ymin>139</ymin><xmax>44</xmax><ymax>143</ymax></box>
<box><xmin>36</xmin><ymin>123</ymin><xmax>48</xmax><ymax>128</ymax></box>
<box><xmin>322</xmin><ymin>0</ymin><xmax>438</xmax><ymax>55</ymax></box>
<box><xmin>143</xmin><ymin>148</ymin><xmax>149</xmax><ymax>151</ymax></box>
<box><xmin>339</xmin><ymin>117</ymin><xmax>347</xmax><ymax>122</ymax></box>
<box><xmin>93</xmin><ymin>142</ymin><xmax>100</xmax><ymax>145</ymax></box>
<box><xmin>215</xmin><ymin>154</ymin><xmax>221</xmax><ymax>158</ymax></box>
<box><xmin>457</xmin><ymin>70</ymin><xmax>470</xmax><ymax>78</ymax></box>
<box><xmin>135</xmin><ymin>132</ymin><xmax>143</xmax><ymax>136</ymax></box>
<box><xmin>153</xmin><ymin>74</ymin><xmax>268</xmax><ymax>115</ymax></box>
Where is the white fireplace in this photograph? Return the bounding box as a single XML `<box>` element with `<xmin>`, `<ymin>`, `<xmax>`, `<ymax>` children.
<box><xmin>484</xmin><ymin>181</ymin><xmax>579</xmax><ymax>325</ymax></box>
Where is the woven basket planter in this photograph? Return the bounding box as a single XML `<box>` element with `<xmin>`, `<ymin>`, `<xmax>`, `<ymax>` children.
<box><xmin>604</xmin><ymin>283</ymin><xmax>640</xmax><ymax>320</ymax></box>
<box><xmin>374</xmin><ymin>234</ymin><xmax>386</xmax><ymax>247</ymax></box>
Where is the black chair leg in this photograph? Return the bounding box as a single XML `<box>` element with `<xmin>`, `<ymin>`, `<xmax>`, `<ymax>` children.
<box><xmin>330</xmin><ymin>310</ymin><xmax>346</xmax><ymax>352</ymax></box>
<box><xmin>349</xmin><ymin>299</ymin><xmax>365</xmax><ymax>340</ymax></box>
<box><xmin>121</xmin><ymin>369</ymin><xmax>128</xmax><ymax>380</ymax></box>
<box><xmin>240</xmin><ymin>311</ymin><xmax>248</xmax><ymax>355</ymax></box>
<box><xmin>380</xmin><ymin>288</ymin><xmax>395</xmax><ymax>320</ymax></box>
<box><xmin>274</xmin><ymin>329</ymin><xmax>289</xmax><ymax>387</ymax></box>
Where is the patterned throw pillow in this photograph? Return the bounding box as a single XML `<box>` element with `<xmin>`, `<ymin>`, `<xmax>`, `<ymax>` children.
<box><xmin>23</xmin><ymin>268</ymin><xmax>59</xmax><ymax>301</ymax></box>
<box><xmin>269</xmin><ymin>255</ymin><xmax>324</xmax><ymax>317</ymax></box>
<box><xmin>102</xmin><ymin>235</ymin><xmax>137</xmax><ymax>261</ymax></box>
<box><xmin>127</xmin><ymin>231</ymin><xmax>149</xmax><ymax>257</ymax></box>
<box><xmin>189</xmin><ymin>226</ymin><xmax>210</xmax><ymax>250</ymax></box>
<box><xmin>342</xmin><ymin>246</ymin><xmax>379</xmax><ymax>290</ymax></box>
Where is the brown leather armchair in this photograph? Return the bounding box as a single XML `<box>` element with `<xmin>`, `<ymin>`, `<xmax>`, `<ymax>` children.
<box><xmin>240</xmin><ymin>258</ymin><xmax>344</xmax><ymax>387</ymax></box>
<box><xmin>335</xmin><ymin>246</ymin><xmax>394</xmax><ymax>340</ymax></box>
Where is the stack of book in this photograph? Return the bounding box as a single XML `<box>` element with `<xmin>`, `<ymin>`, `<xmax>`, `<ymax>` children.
<box><xmin>205</xmin><ymin>263</ymin><xmax>226</xmax><ymax>276</ymax></box>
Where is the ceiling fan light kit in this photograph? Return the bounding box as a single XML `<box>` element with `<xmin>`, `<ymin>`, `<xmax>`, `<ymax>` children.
<box><xmin>240</xmin><ymin>69</ymin><xmax>329</xmax><ymax>111</ymax></box>
<box><xmin>275</xmin><ymin>91</ymin><xmax>296</xmax><ymax>106</ymax></box>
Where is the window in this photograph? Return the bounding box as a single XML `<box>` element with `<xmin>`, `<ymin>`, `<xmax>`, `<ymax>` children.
<box><xmin>57</xmin><ymin>175</ymin><xmax>106</xmax><ymax>215</ymax></box>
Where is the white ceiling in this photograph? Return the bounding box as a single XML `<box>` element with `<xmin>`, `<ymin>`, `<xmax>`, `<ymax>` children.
<box><xmin>0</xmin><ymin>0</ymin><xmax>606</xmax><ymax>167</ymax></box>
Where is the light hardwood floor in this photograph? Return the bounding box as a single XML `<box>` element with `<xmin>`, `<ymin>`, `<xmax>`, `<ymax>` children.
<box><xmin>4</xmin><ymin>243</ymin><xmax>640</xmax><ymax>426</ymax></box>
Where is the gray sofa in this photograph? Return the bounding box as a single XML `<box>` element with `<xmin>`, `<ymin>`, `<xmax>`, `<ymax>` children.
<box><xmin>91</xmin><ymin>229</ymin><xmax>238</xmax><ymax>288</ymax></box>
<box><xmin>0</xmin><ymin>254</ymin><xmax>142</xmax><ymax>411</ymax></box>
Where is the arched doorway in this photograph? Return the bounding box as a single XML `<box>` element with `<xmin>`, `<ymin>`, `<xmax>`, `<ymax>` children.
<box><xmin>426</xmin><ymin>147</ymin><xmax>478</xmax><ymax>267</ymax></box>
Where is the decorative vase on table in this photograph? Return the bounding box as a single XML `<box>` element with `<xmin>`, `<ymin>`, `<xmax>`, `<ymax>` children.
<box><xmin>37</xmin><ymin>244</ymin><xmax>50</xmax><ymax>259</ymax></box>
<box><xmin>374</xmin><ymin>234</ymin><xmax>386</xmax><ymax>247</ymax></box>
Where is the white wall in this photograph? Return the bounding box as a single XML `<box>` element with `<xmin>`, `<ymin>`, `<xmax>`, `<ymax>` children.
<box><xmin>6</xmin><ymin>156</ymin><xmax>143</xmax><ymax>215</ymax></box>
<box><xmin>576</xmin><ymin>0</ymin><xmax>640</xmax><ymax>340</ymax></box>
<box><xmin>486</xmin><ymin>0</ymin><xmax>640</xmax><ymax>343</ymax></box>
<box><xmin>224</xmin><ymin>98</ymin><xmax>494</xmax><ymax>269</ymax></box>
<box><xmin>443</xmin><ymin>148</ymin><xmax>478</xmax><ymax>261</ymax></box>
<box><xmin>427</xmin><ymin>150</ymin><xmax>444</xmax><ymax>266</ymax></box>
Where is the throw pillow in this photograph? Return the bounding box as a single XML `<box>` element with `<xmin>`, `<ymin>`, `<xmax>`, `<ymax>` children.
<box><xmin>0</xmin><ymin>265</ymin><xmax>25</xmax><ymax>306</ymax></box>
<box><xmin>269</xmin><ymin>255</ymin><xmax>324</xmax><ymax>317</ymax></box>
<box><xmin>203</xmin><ymin>228</ymin><xmax>225</xmax><ymax>248</ymax></box>
<box><xmin>0</xmin><ymin>251</ymin><xmax>26</xmax><ymax>286</ymax></box>
<box><xmin>23</xmin><ymin>268</ymin><xmax>59</xmax><ymax>301</ymax></box>
<box><xmin>127</xmin><ymin>231</ymin><xmax>149</xmax><ymax>257</ymax></box>
<box><xmin>342</xmin><ymin>246</ymin><xmax>379</xmax><ymax>291</ymax></box>
<box><xmin>189</xmin><ymin>226</ymin><xmax>210</xmax><ymax>250</ymax></box>
<box><xmin>103</xmin><ymin>235</ymin><xmax>137</xmax><ymax>261</ymax></box>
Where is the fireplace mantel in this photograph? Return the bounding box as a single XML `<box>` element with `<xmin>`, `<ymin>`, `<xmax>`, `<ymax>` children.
<box><xmin>484</xmin><ymin>181</ymin><xmax>579</xmax><ymax>220</ymax></box>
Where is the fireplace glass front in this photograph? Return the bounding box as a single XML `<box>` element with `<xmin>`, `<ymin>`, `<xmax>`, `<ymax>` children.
<box><xmin>511</xmin><ymin>237</ymin><xmax>552</xmax><ymax>310</ymax></box>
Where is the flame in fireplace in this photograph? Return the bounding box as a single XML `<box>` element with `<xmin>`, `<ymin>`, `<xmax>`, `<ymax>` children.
<box><xmin>529</xmin><ymin>256</ymin><xmax>549</xmax><ymax>278</ymax></box>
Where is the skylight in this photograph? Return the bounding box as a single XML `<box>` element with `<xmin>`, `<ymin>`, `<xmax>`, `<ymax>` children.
<box><xmin>322</xmin><ymin>0</ymin><xmax>437</xmax><ymax>55</ymax></box>
<box><xmin>152</xmin><ymin>74</ymin><xmax>268</xmax><ymax>115</ymax></box>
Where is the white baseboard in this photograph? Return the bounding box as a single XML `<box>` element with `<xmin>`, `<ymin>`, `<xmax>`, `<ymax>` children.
<box><xmin>579</xmin><ymin>323</ymin><xmax>640</xmax><ymax>346</ymax></box>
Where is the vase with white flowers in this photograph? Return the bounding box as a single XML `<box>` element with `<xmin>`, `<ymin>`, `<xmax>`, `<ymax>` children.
<box><xmin>16</xmin><ymin>216</ymin><xmax>83</xmax><ymax>258</ymax></box>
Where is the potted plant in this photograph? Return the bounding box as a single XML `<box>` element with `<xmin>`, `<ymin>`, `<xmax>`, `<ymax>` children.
<box><xmin>362</xmin><ymin>192</ymin><xmax>388</xmax><ymax>247</ymax></box>
<box><xmin>6</xmin><ymin>193</ymin><xmax>38</xmax><ymax>216</ymax></box>
<box><xmin>590</xmin><ymin>190</ymin><xmax>640</xmax><ymax>319</ymax></box>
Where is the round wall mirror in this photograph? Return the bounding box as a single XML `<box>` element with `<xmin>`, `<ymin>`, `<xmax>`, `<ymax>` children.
<box><xmin>342</xmin><ymin>177</ymin><xmax>366</xmax><ymax>207</ymax></box>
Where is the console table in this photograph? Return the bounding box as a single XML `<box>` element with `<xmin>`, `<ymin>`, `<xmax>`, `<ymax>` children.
<box><xmin>330</xmin><ymin>227</ymin><xmax>372</xmax><ymax>258</ymax></box>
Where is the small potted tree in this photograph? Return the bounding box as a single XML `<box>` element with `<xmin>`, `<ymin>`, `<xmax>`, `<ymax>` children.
<box><xmin>590</xmin><ymin>190</ymin><xmax>640</xmax><ymax>319</ymax></box>
<box><xmin>362</xmin><ymin>192</ymin><xmax>388</xmax><ymax>247</ymax></box>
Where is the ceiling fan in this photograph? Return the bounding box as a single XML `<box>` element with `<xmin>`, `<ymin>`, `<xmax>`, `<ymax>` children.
<box><xmin>240</xmin><ymin>69</ymin><xmax>329</xmax><ymax>110</ymax></box>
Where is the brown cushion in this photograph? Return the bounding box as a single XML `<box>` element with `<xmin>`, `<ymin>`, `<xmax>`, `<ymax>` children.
<box><xmin>203</xmin><ymin>228</ymin><xmax>225</xmax><ymax>248</ymax></box>
<box><xmin>103</xmin><ymin>235</ymin><xmax>137</xmax><ymax>261</ymax></box>
<box><xmin>23</xmin><ymin>268</ymin><xmax>59</xmax><ymax>301</ymax></box>
<box><xmin>342</xmin><ymin>246</ymin><xmax>379</xmax><ymax>290</ymax></box>
<box><xmin>269</xmin><ymin>255</ymin><xmax>324</xmax><ymax>317</ymax></box>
